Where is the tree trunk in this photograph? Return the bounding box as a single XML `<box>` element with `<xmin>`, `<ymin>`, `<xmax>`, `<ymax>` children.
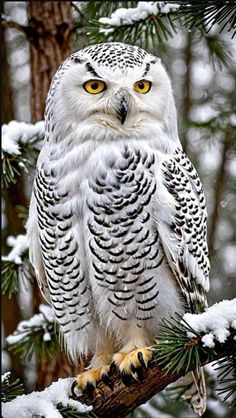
<box><xmin>2</xmin><ymin>21</ymin><xmax>25</xmax><ymax>385</ymax></box>
<box><xmin>25</xmin><ymin>1</ymin><xmax>80</xmax><ymax>389</ymax></box>
<box><xmin>27</xmin><ymin>1</ymin><xmax>74</xmax><ymax>122</ymax></box>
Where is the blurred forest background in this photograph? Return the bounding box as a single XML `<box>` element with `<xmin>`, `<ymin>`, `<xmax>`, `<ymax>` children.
<box><xmin>1</xmin><ymin>2</ymin><xmax>236</xmax><ymax>418</ymax></box>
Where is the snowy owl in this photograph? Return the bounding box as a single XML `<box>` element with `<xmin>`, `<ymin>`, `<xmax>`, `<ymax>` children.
<box><xmin>27</xmin><ymin>42</ymin><xmax>210</xmax><ymax>415</ymax></box>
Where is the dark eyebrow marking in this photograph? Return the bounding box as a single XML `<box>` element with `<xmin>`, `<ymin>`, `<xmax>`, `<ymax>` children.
<box><xmin>86</xmin><ymin>62</ymin><xmax>101</xmax><ymax>78</ymax></box>
<box><xmin>73</xmin><ymin>57</ymin><xmax>84</xmax><ymax>64</ymax></box>
<box><xmin>142</xmin><ymin>62</ymin><xmax>150</xmax><ymax>77</ymax></box>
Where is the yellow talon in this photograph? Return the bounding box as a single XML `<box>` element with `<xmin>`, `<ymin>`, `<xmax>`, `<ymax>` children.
<box><xmin>74</xmin><ymin>365</ymin><xmax>112</xmax><ymax>397</ymax></box>
<box><xmin>111</xmin><ymin>347</ymin><xmax>153</xmax><ymax>381</ymax></box>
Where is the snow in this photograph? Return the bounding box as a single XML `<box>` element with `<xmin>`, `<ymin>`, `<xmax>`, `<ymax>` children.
<box><xmin>2</xmin><ymin>371</ymin><xmax>11</xmax><ymax>383</ymax></box>
<box><xmin>183</xmin><ymin>299</ymin><xmax>236</xmax><ymax>348</ymax></box>
<box><xmin>99</xmin><ymin>2</ymin><xmax>179</xmax><ymax>27</ymax></box>
<box><xmin>6</xmin><ymin>304</ymin><xmax>55</xmax><ymax>346</ymax></box>
<box><xmin>2</xmin><ymin>120</ymin><xmax>44</xmax><ymax>156</ymax></box>
<box><xmin>2</xmin><ymin>377</ymin><xmax>92</xmax><ymax>418</ymax></box>
<box><xmin>2</xmin><ymin>235</ymin><xmax>28</xmax><ymax>265</ymax></box>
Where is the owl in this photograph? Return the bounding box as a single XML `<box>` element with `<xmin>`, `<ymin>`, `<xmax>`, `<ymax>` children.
<box><xmin>27</xmin><ymin>42</ymin><xmax>210</xmax><ymax>415</ymax></box>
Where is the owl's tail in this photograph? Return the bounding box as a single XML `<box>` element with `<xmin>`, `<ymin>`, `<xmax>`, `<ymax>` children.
<box><xmin>177</xmin><ymin>367</ymin><xmax>207</xmax><ymax>416</ymax></box>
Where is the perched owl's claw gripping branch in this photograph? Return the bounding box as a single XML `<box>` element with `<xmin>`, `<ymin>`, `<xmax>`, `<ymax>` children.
<box><xmin>110</xmin><ymin>347</ymin><xmax>153</xmax><ymax>385</ymax></box>
<box><xmin>71</xmin><ymin>348</ymin><xmax>153</xmax><ymax>400</ymax></box>
<box><xmin>71</xmin><ymin>366</ymin><xmax>113</xmax><ymax>400</ymax></box>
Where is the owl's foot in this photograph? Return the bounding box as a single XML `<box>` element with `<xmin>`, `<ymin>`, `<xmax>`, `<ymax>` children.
<box><xmin>110</xmin><ymin>347</ymin><xmax>153</xmax><ymax>385</ymax></box>
<box><xmin>71</xmin><ymin>365</ymin><xmax>113</xmax><ymax>399</ymax></box>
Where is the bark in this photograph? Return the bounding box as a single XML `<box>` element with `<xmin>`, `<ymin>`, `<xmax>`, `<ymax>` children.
<box><xmin>76</xmin><ymin>339</ymin><xmax>235</xmax><ymax>418</ymax></box>
<box><xmin>2</xmin><ymin>19</ymin><xmax>25</xmax><ymax>384</ymax></box>
<box><xmin>27</xmin><ymin>1</ymin><xmax>74</xmax><ymax>122</ymax></box>
<box><xmin>36</xmin><ymin>353</ymin><xmax>84</xmax><ymax>390</ymax></box>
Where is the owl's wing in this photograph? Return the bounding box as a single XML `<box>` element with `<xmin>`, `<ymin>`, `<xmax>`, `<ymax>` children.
<box><xmin>27</xmin><ymin>162</ymin><xmax>93</xmax><ymax>362</ymax></box>
<box><xmin>155</xmin><ymin>148</ymin><xmax>210</xmax><ymax>313</ymax></box>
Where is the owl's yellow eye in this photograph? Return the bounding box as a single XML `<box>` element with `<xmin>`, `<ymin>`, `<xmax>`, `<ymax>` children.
<box><xmin>83</xmin><ymin>80</ymin><xmax>107</xmax><ymax>94</ymax></box>
<box><xmin>134</xmin><ymin>80</ymin><xmax>152</xmax><ymax>94</ymax></box>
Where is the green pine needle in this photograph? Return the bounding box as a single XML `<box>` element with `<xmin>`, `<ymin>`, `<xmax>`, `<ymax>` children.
<box><xmin>1</xmin><ymin>261</ymin><xmax>20</xmax><ymax>297</ymax></box>
<box><xmin>1</xmin><ymin>374</ymin><xmax>24</xmax><ymax>403</ymax></box>
<box><xmin>153</xmin><ymin>315</ymin><xmax>212</xmax><ymax>375</ymax></box>
<box><xmin>1</xmin><ymin>256</ymin><xmax>33</xmax><ymax>298</ymax></box>
<box><xmin>215</xmin><ymin>353</ymin><xmax>236</xmax><ymax>407</ymax></box>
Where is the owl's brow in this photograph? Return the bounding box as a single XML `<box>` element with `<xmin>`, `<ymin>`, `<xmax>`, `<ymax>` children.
<box><xmin>85</xmin><ymin>62</ymin><xmax>102</xmax><ymax>79</ymax></box>
<box><xmin>142</xmin><ymin>63</ymin><xmax>150</xmax><ymax>77</ymax></box>
<box><xmin>142</xmin><ymin>58</ymin><xmax>158</xmax><ymax>77</ymax></box>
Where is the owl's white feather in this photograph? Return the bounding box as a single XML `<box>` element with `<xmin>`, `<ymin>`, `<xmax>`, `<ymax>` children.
<box><xmin>27</xmin><ymin>42</ymin><xmax>209</xmax><ymax>414</ymax></box>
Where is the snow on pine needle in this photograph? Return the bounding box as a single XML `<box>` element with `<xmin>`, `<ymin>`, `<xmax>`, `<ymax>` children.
<box><xmin>1</xmin><ymin>372</ymin><xmax>24</xmax><ymax>403</ymax></box>
<box><xmin>6</xmin><ymin>304</ymin><xmax>60</xmax><ymax>361</ymax></box>
<box><xmin>99</xmin><ymin>2</ymin><xmax>179</xmax><ymax>27</ymax></box>
<box><xmin>2</xmin><ymin>120</ymin><xmax>44</xmax><ymax>187</ymax></box>
<box><xmin>183</xmin><ymin>299</ymin><xmax>236</xmax><ymax>348</ymax></box>
<box><xmin>89</xmin><ymin>2</ymin><xmax>180</xmax><ymax>47</ymax></box>
<box><xmin>1</xmin><ymin>234</ymin><xmax>33</xmax><ymax>297</ymax></box>
<box><xmin>154</xmin><ymin>299</ymin><xmax>236</xmax><ymax>374</ymax></box>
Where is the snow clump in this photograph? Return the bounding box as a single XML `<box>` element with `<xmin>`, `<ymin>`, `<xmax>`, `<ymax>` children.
<box><xmin>183</xmin><ymin>299</ymin><xmax>236</xmax><ymax>348</ymax></box>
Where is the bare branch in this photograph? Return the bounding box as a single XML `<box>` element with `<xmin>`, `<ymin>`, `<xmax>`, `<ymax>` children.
<box><xmin>1</xmin><ymin>18</ymin><xmax>28</xmax><ymax>34</ymax></box>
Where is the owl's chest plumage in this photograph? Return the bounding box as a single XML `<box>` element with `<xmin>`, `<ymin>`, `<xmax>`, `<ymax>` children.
<box><xmin>37</xmin><ymin>139</ymin><xmax>183</xmax><ymax>336</ymax></box>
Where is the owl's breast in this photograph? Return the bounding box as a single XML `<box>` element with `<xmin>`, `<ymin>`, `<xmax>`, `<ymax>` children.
<box><xmin>83</xmin><ymin>143</ymin><xmax>170</xmax><ymax>325</ymax></box>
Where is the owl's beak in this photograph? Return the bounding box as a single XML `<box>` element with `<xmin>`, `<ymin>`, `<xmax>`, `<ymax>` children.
<box><xmin>116</xmin><ymin>95</ymin><xmax>128</xmax><ymax>125</ymax></box>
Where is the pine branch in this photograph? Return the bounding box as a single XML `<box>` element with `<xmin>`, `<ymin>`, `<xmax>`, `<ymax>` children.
<box><xmin>1</xmin><ymin>234</ymin><xmax>33</xmax><ymax>298</ymax></box>
<box><xmin>85</xmin><ymin>1</ymin><xmax>236</xmax><ymax>49</ymax></box>
<box><xmin>6</xmin><ymin>305</ymin><xmax>60</xmax><ymax>361</ymax></box>
<box><xmin>2</xmin><ymin>121</ymin><xmax>44</xmax><ymax>187</ymax></box>
<box><xmin>1</xmin><ymin>373</ymin><xmax>24</xmax><ymax>403</ymax></box>
<box><xmin>177</xmin><ymin>1</ymin><xmax>236</xmax><ymax>38</ymax></box>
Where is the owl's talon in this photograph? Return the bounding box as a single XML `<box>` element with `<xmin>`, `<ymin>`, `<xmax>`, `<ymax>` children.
<box><xmin>85</xmin><ymin>382</ymin><xmax>95</xmax><ymax>399</ymax></box>
<box><xmin>71</xmin><ymin>380</ymin><xmax>80</xmax><ymax>399</ymax></box>
<box><xmin>75</xmin><ymin>365</ymin><xmax>110</xmax><ymax>394</ymax></box>
<box><xmin>111</xmin><ymin>347</ymin><xmax>153</xmax><ymax>384</ymax></box>
<box><xmin>138</xmin><ymin>351</ymin><xmax>149</xmax><ymax>370</ymax></box>
<box><xmin>102</xmin><ymin>373</ymin><xmax>114</xmax><ymax>390</ymax></box>
<box><xmin>109</xmin><ymin>360</ymin><xmax>117</xmax><ymax>374</ymax></box>
<box><xmin>135</xmin><ymin>366</ymin><xmax>144</xmax><ymax>382</ymax></box>
<box><xmin>121</xmin><ymin>371</ymin><xmax>133</xmax><ymax>386</ymax></box>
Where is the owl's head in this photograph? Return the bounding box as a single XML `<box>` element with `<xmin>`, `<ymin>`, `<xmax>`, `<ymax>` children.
<box><xmin>48</xmin><ymin>42</ymin><xmax>179</xmax><ymax>150</ymax></box>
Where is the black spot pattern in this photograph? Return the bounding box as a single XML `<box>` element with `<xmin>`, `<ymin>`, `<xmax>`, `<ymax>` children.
<box><xmin>161</xmin><ymin>148</ymin><xmax>210</xmax><ymax>313</ymax></box>
<box><xmin>86</xmin><ymin>145</ymin><xmax>163</xmax><ymax>325</ymax></box>
<box><xmin>81</xmin><ymin>43</ymin><xmax>151</xmax><ymax>69</ymax></box>
<box><xmin>34</xmin><ymin>167</ymin><xmax>93</xmax><ymax>335</ymax></box>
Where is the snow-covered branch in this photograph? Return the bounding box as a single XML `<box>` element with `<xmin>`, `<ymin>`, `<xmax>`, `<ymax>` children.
<box><xmin>99</xmin><ymin>2</ymin><xmax>179</xmax><ymax>28</ymax></box>
<box><xmin>2</xmin><ymin>120</ymin><xmax>44</xmax><ymax>186</ymax></box>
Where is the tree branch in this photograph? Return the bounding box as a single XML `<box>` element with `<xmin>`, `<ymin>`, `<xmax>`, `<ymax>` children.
<box><xmin>1</xmin><ymin>18</ymin><xmax>28</xmax><ymax>34</ymax></box>
<box><xmin>76</xmin><ymin>338</ymin><xmax>235</xmax><ymax>418</ymax></box>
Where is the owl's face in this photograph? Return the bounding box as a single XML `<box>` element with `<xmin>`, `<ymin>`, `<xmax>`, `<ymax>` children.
<box><xmin>51</xmin><ymin>43</ymin><xmax>178</xmax><ymax>144</ymax></box>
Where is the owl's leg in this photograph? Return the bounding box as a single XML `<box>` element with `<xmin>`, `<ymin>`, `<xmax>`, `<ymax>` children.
<box><xmin>73</xmin><ymin>337</ymin><xmax>116</xmax><ymax>398</ymax></box>
<box><xmin>110</xmin><ymin>323</ymin><xmax>154</xmax><ymax>385</ymax></box>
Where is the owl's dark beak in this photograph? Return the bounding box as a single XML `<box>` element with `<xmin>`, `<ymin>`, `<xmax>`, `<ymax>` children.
<box><xmin>116</xmin><ymin>96</ymin><xmax>128</xmax><ymax>125</ymax></box>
